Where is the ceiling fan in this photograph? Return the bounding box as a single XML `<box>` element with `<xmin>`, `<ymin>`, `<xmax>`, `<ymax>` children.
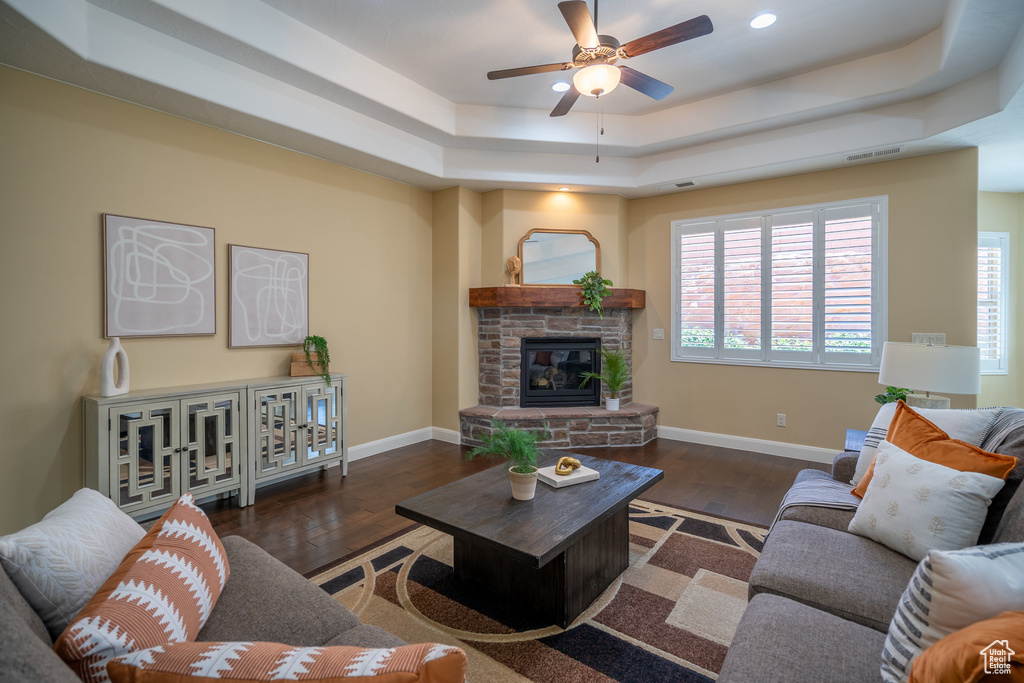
<box><xmin>487</xmin><ymin>0</ymin><xmax>713</xmax><ymax>117</ymax></box>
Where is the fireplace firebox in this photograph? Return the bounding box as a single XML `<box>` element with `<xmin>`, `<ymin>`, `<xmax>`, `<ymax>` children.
<box><xmin>520</xmin><ymin>337</ymin><xmax>601</xmax><ymax>408</ymax></box>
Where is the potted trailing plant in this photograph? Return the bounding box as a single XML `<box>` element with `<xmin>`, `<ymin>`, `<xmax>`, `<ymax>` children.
<box><xmin>302</xmin><ymin>335</ymin><xmax>332</xmax><ymax>387</ymax></box>
<box><xmin>466</xmin><ymin>420</ymin><xmax>548</xmax><ymax>500</ymax></box>
<box><xmin>579</xmin><ymin>347</ymin><xmax>629</xmax><ymax>411</ymax></box>
<box><xmin>874</xmin><ymin>386</ymin><xmax>910</xmax><ymax>405</ymax></box>
<box><xmin>573</xmin><ymin>270</ymin><xmax>613</xmax><ymax>318</ymax></box>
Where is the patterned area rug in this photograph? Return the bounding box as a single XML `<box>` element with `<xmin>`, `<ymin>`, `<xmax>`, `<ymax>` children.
<box><xmin>308</xmin><ymin>500</ymin><xmax>766</xmax><ymax>682</ymax></box>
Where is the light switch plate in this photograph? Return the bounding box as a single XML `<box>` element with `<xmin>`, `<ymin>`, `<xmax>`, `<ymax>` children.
<box><xmin>653</xmin><ymin>328</ymin><xmax>664</xmax><ymax>340</ymax></box>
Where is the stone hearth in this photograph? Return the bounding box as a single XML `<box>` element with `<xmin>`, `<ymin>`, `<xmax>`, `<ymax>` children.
<box><xmin>460</xmin><ymin>289</ymin><xmax>657</xmax><ymax>448</ymax></box>
<box><xmin>460</xmin><ymin>403</ymin><xmax>659</xmax><ymax>449</ymax></box>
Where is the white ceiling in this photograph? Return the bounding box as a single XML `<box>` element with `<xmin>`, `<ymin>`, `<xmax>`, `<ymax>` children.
<box><xmin>1</xmin><ymin>0</ymin><xmax>1023</xmax><ymax>196</ymax></box>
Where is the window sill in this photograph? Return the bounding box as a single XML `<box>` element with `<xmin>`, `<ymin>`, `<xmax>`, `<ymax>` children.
<box><xmin>670</xmin><ymin>355</ymin><xmax>880</xmax><ymax>373</ymax></box>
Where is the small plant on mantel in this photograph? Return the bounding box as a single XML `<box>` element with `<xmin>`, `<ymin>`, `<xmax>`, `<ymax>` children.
<box><xmin>573</xmin><ymin>270</ymin><xmax>613</xmax><ymax>318</ymax></box>
<box><xmin>466</xmin><ymin>420</ymin><xmax>549</xmax><ymax>500</ymax></box>
<box><xmin>303</xmin><ymin>335</ymin><xmax>332</xmax><ymax>387</ymax></box>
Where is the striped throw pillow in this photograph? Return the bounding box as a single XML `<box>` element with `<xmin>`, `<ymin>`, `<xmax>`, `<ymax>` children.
<box><xmin>881</xmin><ymin>542</ymin><xmax>1024</xmax><ymax>683</ymax></box>
<box><xmin>54</xmin><ymin>493</ymin><xmax>229</xmax><ymax>683</ymax></box>
<box><xmin>106</xmin><ymin>641</ymin><xmax>468</xmax><ymax>682</ymax></box>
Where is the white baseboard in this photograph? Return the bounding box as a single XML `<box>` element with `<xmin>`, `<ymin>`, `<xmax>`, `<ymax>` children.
<box><xmin>348</xmin><ymin>426</ymin><xmax>461</xmax><ymax>462</ymax></box>
<box><xmin>657</xmin><ymin>425</ymin><xmax>836</xmax><ymax>463</ymax></box>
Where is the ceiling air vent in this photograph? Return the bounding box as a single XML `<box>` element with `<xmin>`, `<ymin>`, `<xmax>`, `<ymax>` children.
<box><xmin>846</xmin><ymin>146</ymin><xmax>903</xmax><ymax>162</ymax></box>
<box><xmin>675</xmin><ymin>181</ymin><xmax>696</xmax><ymax>188</ymax></box>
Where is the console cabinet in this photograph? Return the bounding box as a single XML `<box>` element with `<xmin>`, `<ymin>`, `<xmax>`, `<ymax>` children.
<box><xmin>84</xmin><ymin>375</ymin><xmax>347</xmax><ymax>517</ymax></box>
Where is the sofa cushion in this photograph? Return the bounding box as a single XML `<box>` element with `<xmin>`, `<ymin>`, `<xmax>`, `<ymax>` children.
<box><xmin>776</xmin><ymin>469</ymin><xmax>858</xmax><ymax>531</ymax></box>
<box><xmin>0</xmin><ymin>553</ymin><xmax>52</xmax><ymax>646</ymax></box>
<box><xmin>324</xmin><ymin>624</ymin><xmax>409</xmax><ymax>649</ymax></box>
<box><xmin>994</xmin><ymin>479</ymin><xmax>1024</xmax><ymax>543</ymax></box>
<box><xmin>197</xmin><ymin>535</ymin><xmax>359</xmax><ymax>646</ymax></box>
<box><xmin>0</xmin><ymin>488</ymin><xmax>146</xmax><ymax>640</ymax></box>
<box><xmin>881</xmin><ymin>542</ymin><xmax>1024</xmax><ymax>683</ymax></box>
<box><xmin>751</xmin><ymin>521</ymin><xmax>917</xmax><ymax>632</ymax></box>
<box><xmin>0</xmin><ymin>604</ymin><xmax>81</xmax><ymax>683</ymax></box>
<box><xmin>106</xmin><ymin>641</ymin><xmax>468</xmax><ymax>683</ymax></box>
<box><xmin>983</xmin><ymin>424</ymin><xmax>1024</xmax><ymax>543</ymax></box>
<box><xmin>717</xmin><ymin>593</ymin><xmax>884</xmax><ymax>683</ymax></box>
<box><xmin>54</xmin><ymin>493</ymin><xmax>229</xmax><ymax>683</ymax></box>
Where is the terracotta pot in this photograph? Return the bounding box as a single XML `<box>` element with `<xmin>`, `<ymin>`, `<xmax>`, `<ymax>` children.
<box><xmin>508</xmin><ymin>466</ymin><xmax>539</xmax><ymax>500</ymax></box>
<box><xmin>605</xmin><ymin>397</ymin><xmax>620</xmax><ymax>411</ymax></box>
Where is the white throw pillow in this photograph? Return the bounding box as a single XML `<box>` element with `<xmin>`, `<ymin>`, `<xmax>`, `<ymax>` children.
<box><xmin>848</xmin><ymin>441</ymin><xmax>1004</xmax><ymax>561</ymax></box>
<box><xmin>0</xmin><ymin>488</ymin><xmax>145</xmax><ymax>640</ymax></box>
<box><xmin>880</xmin><ymin>542</ymin><xmax>1024</xmax><ymax>683</ymax></box>
<box><xmin>851</xmin><ymin>404</ymin><xmax>1002</xmax><ymax>485</ymax></box>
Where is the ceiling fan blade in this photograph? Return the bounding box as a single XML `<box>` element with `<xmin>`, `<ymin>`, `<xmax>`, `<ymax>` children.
<box><xmin>550</xmin><ymin>86</ymin><xmax>581</xmax><ymax>117</ymax></box>
<box><xmin>558</xmin><ymin>1</ymin><xmax>599</xmax><ymax>49</ymax></box>
<box><xmin>487</xmin><ymin>62</ymin><xmax>575</xmax><ymax>80</ymax></box>
<box><xmin>620</xmin><ymin>15</ymin><xmax>713</xmax><ymax>58</ymax></box>
<box><xmin>618</xmin><ymin>66</ymin><xmax>674</xmax><ymax>100</ymax></box>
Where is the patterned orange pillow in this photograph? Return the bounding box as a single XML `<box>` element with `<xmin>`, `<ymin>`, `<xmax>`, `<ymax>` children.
<box><xmin>106</xmin><ymin>641</ymin><xmax>468</xmax><ymax>683</ymax></box>
<box><xmin>54</xmin><ymin>493</ymin><xmax>230</xmax><ymax>683</ymax></box>
<box><xmin>852</xmin><ymin>401</ymin><xmax>1016</xmax><ymax>498</ymax></box>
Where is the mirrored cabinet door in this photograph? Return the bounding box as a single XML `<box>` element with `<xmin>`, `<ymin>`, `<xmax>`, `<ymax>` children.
<box><xmin>302</xmin><ymin>381</ymin><xmax>341</xmax><ymax>466</ymax></box>
<box><xmin>253</xmin><ymin>387</ymin><xmax>301</xmax><ymax>479</ymax></box>
<box><xmin>182</xmin><ymin>392</ymin><xmax>243</xmax><ymax>498</ymax></box>
<box><xmin>109</xmin><ymin>400</ymin><xmax>181</xmax><ymax>514</ymax></box>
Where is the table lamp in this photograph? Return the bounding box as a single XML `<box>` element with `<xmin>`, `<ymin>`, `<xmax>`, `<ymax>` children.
<box><xmin>877</xmin><ymin>342</ymin><xmax>981</xmax><ymax>409</ymax></box>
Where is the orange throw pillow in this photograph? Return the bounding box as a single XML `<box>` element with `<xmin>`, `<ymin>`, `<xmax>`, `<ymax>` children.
<box><xmin>54</xmin><ymin>493</ymin><xmax>230</xmax><ymax>683</ymax></box>
<box><xmin>908</xmin><ymin>611</ymin><xmax>1024</xmax><ymax>683</ymax></box>
<box><xmin>852</xmin><ymin>401</ymin><xmax>1017</xmax><ymax>498</ymax></box>
<box><xmin>106</xmin><ymin>641</ymin><xmax>468</xmax><ymax>683</ymax></box>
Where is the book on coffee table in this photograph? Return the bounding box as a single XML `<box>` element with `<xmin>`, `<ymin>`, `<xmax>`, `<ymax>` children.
<box><xmin>537</xmin><ymin>464</ymin><xmax>600</xmax><ymax>488</ymax></box>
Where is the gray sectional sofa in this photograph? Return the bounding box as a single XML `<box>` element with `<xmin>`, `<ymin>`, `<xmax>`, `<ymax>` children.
<box><xmin>718</xmin><ymin>413</ymin><xmax>1024</xmax><ymax>683</ymax></box>
<box><xmin>0</xmin><ymin>533</ymin><xmax>405</xmax><ymax>682</ymax></box>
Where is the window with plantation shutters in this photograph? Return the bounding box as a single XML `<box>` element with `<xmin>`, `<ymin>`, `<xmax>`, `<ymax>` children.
<box><xmin>672</xmin><ymin>197</ymin><xmax>887</xmax><ymax>370</ymax></box>
<box><xmin>978</xmin><ymin>232</ymin><xmax>1008</xmax><ymax>375</ymax></box>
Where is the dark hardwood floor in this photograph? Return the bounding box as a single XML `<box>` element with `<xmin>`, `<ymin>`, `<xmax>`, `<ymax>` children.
<box><xmin>203</xmin><ymin>438</ymin><xmax>831</xmax><ymax>576</ymax></box>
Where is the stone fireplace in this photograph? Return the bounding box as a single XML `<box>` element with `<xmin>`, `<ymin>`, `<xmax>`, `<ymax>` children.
<box><xmin>460</xmin><ymin>287</ymin><xmax>657</xmax><ymax>449</ymax></box>
<box><xmin>520</xmin><ymin>337</ymin><xmax>601</xmax><ymax>407</ymax></box>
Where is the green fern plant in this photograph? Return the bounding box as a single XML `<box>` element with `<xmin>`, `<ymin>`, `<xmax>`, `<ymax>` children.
<box><xmin>466</xmin><ymin>420</ymin><xmax>547</xmax><ymax>474</ymax></box>
<box><xmin>302</xmin><ymin>335</ymin><xmax>332</xmax><ymax>387</ymax></box>
<box><xmin>573</xmin><ymin>270</ymin><xmax>613</xmax><ymax>318</ymax></box>
<box><xmin>578</xmin><ymin>347</ymin><xmax>629</xmax><ymax>398</ymax></box>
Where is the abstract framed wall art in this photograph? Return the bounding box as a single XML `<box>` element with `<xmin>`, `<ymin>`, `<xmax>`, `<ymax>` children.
<box><xmin>103</xmin><ymin>214</ymin><xmax>217</xmax><ymax>337</ymax></box>
<box><xmin>229</xmin><ymin>244</ymin><xmax>309</xmax><ymax>348</ymax></box>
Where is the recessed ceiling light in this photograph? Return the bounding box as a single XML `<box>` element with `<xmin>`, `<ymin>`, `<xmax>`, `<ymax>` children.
<box><xmin>558</xmin><ymin>187</ymin><xmax>571</xmax><ymax>191</ymax></box>
<box><xmin>750</xmin><ymin>12</ymin><xmax>777</xmax><ymax>29</ymax></box>
<box><xmin>551</xmin><ymin>81</ymin><xmax>571</xmax><ymax>92</ymax></box>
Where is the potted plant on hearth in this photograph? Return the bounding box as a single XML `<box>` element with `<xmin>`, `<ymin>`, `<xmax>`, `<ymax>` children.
<box><xmin>290</xmin><ymin>335</ymin><xmax>332</xmax><ymax>387</ymax></box>
<box><xmin>466</xmin><ymin>420</ymin><xmax>548</xmax><ymax>500</ymax></box>
<box><xmin>579</xmin><ymin>347</ymin><xmax>629</xmax><ymax>411</ymax></box>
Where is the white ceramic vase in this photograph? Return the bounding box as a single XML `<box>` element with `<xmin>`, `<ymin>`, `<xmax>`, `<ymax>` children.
<box><xmin>508</xmin><ymin>467</ymin><xmax>539</xmax><ymax>500</ymax></box>
<box><xmin>605</xmin><ymin>397</ymin><xmax>620</xmax><ymax>411</ymax></box>
<box><xmin>101</xmin><ymin>337</ymin><xmax>130</xmax><ymax>397</ymax></box>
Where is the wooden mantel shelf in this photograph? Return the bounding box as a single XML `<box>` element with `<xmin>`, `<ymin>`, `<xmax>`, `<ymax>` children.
<box><xmin>469</xmin><ymin>286</ymin><xmax>645</xmax><ymax>309</ymax></box>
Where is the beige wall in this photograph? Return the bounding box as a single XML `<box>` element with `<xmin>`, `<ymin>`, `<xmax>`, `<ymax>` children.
<box><xmin>479</xmin><ymin>190</ymin><xmax>629</xmax><ymax>288</ymax></box>
<box><xmin>431</xmin><ymin>187</ymin><xmax>482</xmax><ymax>430</ymax></box>
<box><xmin>628</xmin><ymin>150</ymin><xmax>981</xmax><ymax>449</ymax></box>
<box><xmin>978</xmin><ymin>192</ymin><xmax>1023</xmax><ymax>408</ymax></box>
<box><xmin>0</xmin><ymin>67</ymin><xmax>434</xmax><ymax>533</ymax></box>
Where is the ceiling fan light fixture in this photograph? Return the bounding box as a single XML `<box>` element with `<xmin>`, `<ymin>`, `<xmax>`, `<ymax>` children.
<box><xmin>551</xmin><ymin>81</ymin><xmax>571</xmax><ymax>92</ymax></box>
<box><xmin>750</xmin><ymin>12</ymin><xmax>777</xmax><ymax>29</ymax></box>
<box><xmin>573</xmin><ymin>63</ymin><xmax>620</xmax><ymax>97</ymax></box>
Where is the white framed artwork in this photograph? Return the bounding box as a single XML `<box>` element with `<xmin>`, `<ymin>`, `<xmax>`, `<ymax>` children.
<box><xmin>103</xmin><ymin>214</ymin><xmax>216</xmax><ymax>337</ymax></box>
<box><xmin>229</xmin><ymin>244</ymin><xmax>309</xmax><ymax>347</ymax></box>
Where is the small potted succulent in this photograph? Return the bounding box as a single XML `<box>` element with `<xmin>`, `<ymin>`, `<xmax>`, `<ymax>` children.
<box><xmin>579</xmin><ymin>347</ymin><xmax>629</xmax><ymax>411</ymax></box>
<box><xmin>466</xmin><ymin>420</ymin><xmax>548</xmax><ymax>500</ymax></box>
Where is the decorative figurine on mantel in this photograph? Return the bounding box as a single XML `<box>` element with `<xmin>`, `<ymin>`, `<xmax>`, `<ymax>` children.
<box><xmin>505</xmin><ymin>255</ymin><xmax>522</xmax><ymax>286</ymax></box>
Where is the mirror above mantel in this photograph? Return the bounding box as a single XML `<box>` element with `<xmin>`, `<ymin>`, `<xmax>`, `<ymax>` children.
<box><xmin>518</xmin><ymin>228</ymin><xmax>599</xmax><ymax>286</ymax></box>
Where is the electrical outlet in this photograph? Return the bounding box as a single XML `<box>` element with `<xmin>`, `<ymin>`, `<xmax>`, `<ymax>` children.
<box><xmin>776</xmin><ymin>413</ymin><xmax>786</xmax><ymax>427</ymax></box>
<box><xmin>652</xmin><ymin>328</ymin><xmax>664</xmax><ymax>340</ymax></box>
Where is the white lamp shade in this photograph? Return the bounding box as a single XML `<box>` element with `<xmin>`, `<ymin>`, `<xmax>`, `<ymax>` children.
<box><xmin>573</xmin><ymin>64</ymin><xmax>621</xmax><ymax>97</ymax></box>
<box><xmin>877</xmin><ymin>342</ymin><xmax>981</xmax><ymax>395</ymax></box>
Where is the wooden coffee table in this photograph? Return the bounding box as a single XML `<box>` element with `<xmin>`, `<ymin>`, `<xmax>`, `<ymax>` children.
<box><xmin>395</xmin><ymin>450</ymin><xmax>663</xmax><ymax>628</ymax></box>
